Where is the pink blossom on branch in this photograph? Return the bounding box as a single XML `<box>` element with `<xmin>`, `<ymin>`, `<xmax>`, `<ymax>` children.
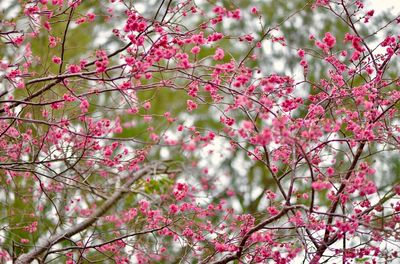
<box><xmin>213</xmin><ymin>48</ymin><xmax>225</xmax><ymax>60</ymax></box>
<box><xmin>1</xmin><ymin>1</ymin><xmax>399</xmax><ymax>264</ymax></box>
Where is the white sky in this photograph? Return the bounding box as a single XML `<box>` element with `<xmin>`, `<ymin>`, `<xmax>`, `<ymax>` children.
<box><xmin>370</xmin><ymin>0</ymin><xmax>400</xmax><ymax>14</ymax></box>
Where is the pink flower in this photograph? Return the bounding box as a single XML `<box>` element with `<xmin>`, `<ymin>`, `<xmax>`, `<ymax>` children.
<box><xmin>139</xmin><ymin>199</ymin><xmax>150</xmax><ymax>212</ymax></box>
<box><xmin>186</xmin><ymin>100</ymin><xmax>198</xmax><ymax>111</ymax></box>
<box><xmin>352</xmin><ymin>37</ymin><xmax>365</xmax><ymax>52</ymax></box>
<box><xmin>143</xmin><ymin>101</ymin><xmax>151</xmax><ymax>110</ymax></box>
<box><xmin>215</xmin><ymin>242</ymin><xmax>229</xmax><ymax>252</ymax></box>
<box><xmin>213</xmin><ymin>48</ymin><xmax>224</xmax><ymax>60</ymax></box>
<box><xmin>17</xmin><ymin>81</ymin><xmax>25</xmax><ymax>89</ymax></box>
<box><xmin>267</xmin><ymin>206</ymin><xmax>279</xmax><ymax>216</ymax></box>
<box><xmin>191</xmin><ymin>46</ymin><xmax>200</xmax><ymax>54</ymax></box>
<box><xmin>24</xmin><ymin>221</ymin><xmax>38</xmax><ymax>233</ymax></box>
<box><xmin>75</xmin><ymin>17</ymin><xmax>86</xmax><ymax>25</ymax></box>
<box><xmin>265</xmin><ymin>190</ymin><xmax>277</xmax><ymax>200</ymax></box>
<box><xmin>323</xmin><ymin>32</ymin><xmax>336</xmax><ymax>48</ymax></box>
<box><xmin>326</xmin><ymin>167</ymin><xmax>335</xmax><ymax>176</ymax></box>
<box><xmin>182</xmin><ymin>227</ymin><xmax>194</xmax><ymax>237</ymax></box>
<box><xmin>87</xmin><ymin>12</ymin><xmax>96</xmax><ymax>22</ymax></box>
<box><xmin>143</xmin><ymin>115</ymin><xmax>152</xmax><ymax>122</ymax></box>
<box><xmin>351</xmin><ymin>51</ymin><xmax>361</xmax><ymax>61</ymax></box>
<box><xmin>366</xmin><ymin>66</ymin><xmax>374</xmax><ymax>75</ymax></box>
<box><xmin>300</xmin><ymin>59</ymin><xmax>308</xmax><ymax>67</ymax></box>
<box><xmin>52</xmin><ymin>56</ymin><xmax>61</xmax><ymax>64</ymax></box>
<box><xmin>80</xmin><ymin>99</ymin><xmax>89</xmax><ymax>113</ymax></box>
<box><xmin>169</xmin><ymin>204</ymin><xmax>179</xmax><ymax>214</ymax></box>
<box><xmin>289</xmin><ymin>211</ymin><xmax>304</xmax><ymax>226</ymax></box>
<box><xmin>231</xmin><ymin>9</ymin><xmax>241</xmax><ymax>20</ymax></box>
<box><xmin>150</xmin><ymin>133</ymin><xmax>159</xmax><ymax>141</ymax></box>
<box><xmin>68</xmin><ymin>64</ymin><xmax>81</xmax><ymax>73</ymax></box>
<box><xmin>44</xmin><ymin>21</ymin><xmax>52</xmax><ymax>31</ymax></box>
<box><xmin>311</xmin><ymin>181</ymin><xmax>331</xmax><ymax>191</ymax></box>
<box><xmin>49</xmin><ymin>36</ymin><xmax>58</xmax><ymax>48</ymax></box>
<box><xmin>174</xmin><ymin>183</ymin><xmax>189</xmax><ymax>200</ymax></box>
<box><xmin>12</xmin><ymin>35</ymin><xmax>24</xmax><ymax>46</ymax></box>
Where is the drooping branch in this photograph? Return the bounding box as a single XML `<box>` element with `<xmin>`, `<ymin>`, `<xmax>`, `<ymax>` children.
<box><xmin>15</xmin><ymin>163</ymin><xmax>163</xmax><ymax>264</ymax></box>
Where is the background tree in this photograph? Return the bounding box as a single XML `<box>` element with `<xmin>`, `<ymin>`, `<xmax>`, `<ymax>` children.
<box><xmin>0</xmin><ymin>0</ymin><xmax>399</xmax><ymax>263</ymax></box>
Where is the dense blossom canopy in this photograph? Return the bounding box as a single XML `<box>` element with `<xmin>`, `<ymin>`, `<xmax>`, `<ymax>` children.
<box><xmin>0</xmin><ymin>0</ymin><xmax>400</xmax><ymax>263</ymax></box>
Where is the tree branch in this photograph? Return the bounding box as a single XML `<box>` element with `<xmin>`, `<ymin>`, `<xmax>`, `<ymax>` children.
<box><xmin>15</xmin><ymin>164</ymin><xmax>159</xmax><ymax>264</ymax></box>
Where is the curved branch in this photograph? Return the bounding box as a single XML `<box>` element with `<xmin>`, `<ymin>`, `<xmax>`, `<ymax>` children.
<box><xmin>208</xmin><ymin>205</ymin><xmax>306</xmax><ymax>264</ymax></box>
<box><xmin>15</xmin><ymin>164</ymin><xmax>158</xmax><ymax>264</ymax></box>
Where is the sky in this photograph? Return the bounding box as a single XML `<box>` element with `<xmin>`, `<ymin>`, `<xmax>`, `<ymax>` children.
<box><xmin>370</xmin><ymin>0</ymin><xmax>400</xmax><ymax>14</ymax></box>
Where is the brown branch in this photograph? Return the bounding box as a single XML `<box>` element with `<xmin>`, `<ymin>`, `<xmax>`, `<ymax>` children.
<box><xmin>59</xmin><ymin>7</ymin><xmax>74</xmax><ymax>74</ymax></box>
<box><xmin>15</xmin><ymin>164</ymin><xmax>159</xmax><ymax>264</ymax></box>
<box><xmin>46</xmin><ymin>223</ymin><xmax>174</xmax><ymax>254</ymax></box>
<box><xmin>208</xmin><ymin>205</ymin><xmax>306</xmax><ymax>264</ymax></box>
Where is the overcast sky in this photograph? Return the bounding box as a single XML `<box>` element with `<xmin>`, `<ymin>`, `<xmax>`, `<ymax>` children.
<box><xmin>370</xmin><ymin>0</ymin><xmax>400</xmax><ymax>14</ymax></box>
